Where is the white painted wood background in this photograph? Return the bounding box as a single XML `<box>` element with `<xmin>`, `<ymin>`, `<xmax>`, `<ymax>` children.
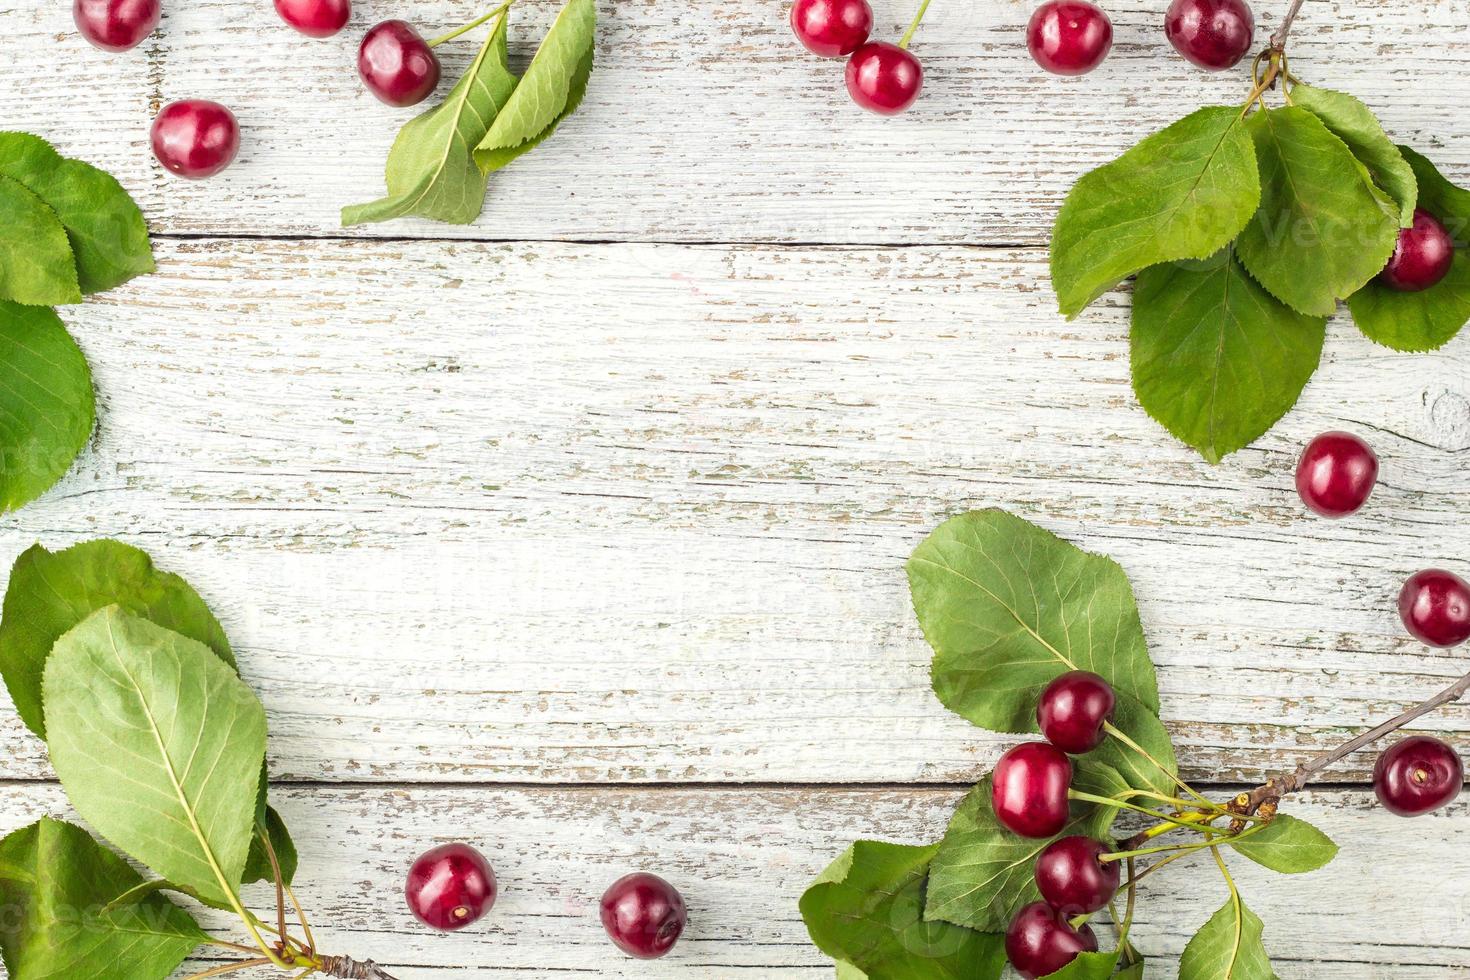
<box><xmin>3</xmin><ymin>1</ymin><xmax>1469</xmax><ymax>977</ymax></box>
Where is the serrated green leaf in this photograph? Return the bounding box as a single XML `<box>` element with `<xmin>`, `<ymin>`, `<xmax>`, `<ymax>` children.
<box><xmin>0</xmin><ymin>539</ymin><xmax>234</xmax><ymax>738</ymax></box>
<box><xmin>0</xmin><ymin>818</ymin><xmax>206</xmax><ymax>980</ymax></box>
<box><xmin>801</xmin><ymin>840</ymin><xmax>1006</xmax><ymax>979</ymax></box>
<box><xmin>43</xmin><ymin>607</ymin><xmax>266</xmax><ymax>909</ymax></box>
<box><xmin>0</xmin><ymin>174</ymin><xmax>79</xmax><ymax>306</ymax></box>
<box><xmin>1289</xmin><ymin>85</ymin><xmax>1417</xmax><ymax>227</ymax></box>
<box><xmin>924</xmin><ymin>763</ymin><xmax>1127</xmax><ymax>932</ymax></box>
<box><xmin>1235</xmin><ymin>106</ymin><xmax>1399</xmax><ymax>316</ymax></box>
<box><xmin>1051</xmin><ymin>107</ymin><xmax>1261</xmax><ymax>319</ymax></box>
<box><xmin>1229</xmin><ymin>815</ymin><xmax>1337</xmax><ymax>874</ymax></box>
<box><xmin>343</xmin><ymin>15</ymin><xmax>518</xmax><ymax>226</ymax></box>
<box><xmin>243</xmin><ymin>804</ymin><xmax>298</xmax><ymax>887</ymax></box>
<box><xmin>1178</xmin><ymin>894</ymin><xmax>1274</xmax><ymax>980</ymax></box>
<box><xmin>0</xmin><ymin>132</ymin><xmax>154</xmax><ymax>294</ymax></box>
<box><xmin>0</xmin><ymin>302</ymin><xmax>94</xmax><ymax>513</ymax></box>
<box><xmin>1130</xmin><ymin>250</ymin><xmax>1327</xmax><ymax>463</ymax></box>
<box><xmin>473</xmin><ymin>0</ymin><xmax>596</xmax><ymax>174</ymax></box>
<box><xmin>1347</xmin><ymin>250</ymin><xmax>1470</xmax><ymax>351</ymax></box>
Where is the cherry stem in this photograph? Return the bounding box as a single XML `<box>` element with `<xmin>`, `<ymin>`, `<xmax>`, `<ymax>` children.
<box><xmin>1102</xmin><ymin>721</ymin><xmax>1216</xmax><ymax>808</ymax></box>
<box><xmin>1069</xmin><ymin>789</ymin><xmax>1221</xmax><ymax>834</ymax></box>
<box><xmin>1243</xmin><ymin>667</ymin><xmax>1470</xmax><ymax>814</ymax></box>
<box><xmin>1269</xmin><ymin>0</ymin><xmax>1309</xmax><ymax>51</ymax></box>
<box><xmin>898</xmin><ymin>0</ymin><xmax>932</xmax><ymax>49</ymax></box>
<box><xmin>428</xmin><ymin>1</ymin><xmax>513</xmax><ymax>48</ymax></box>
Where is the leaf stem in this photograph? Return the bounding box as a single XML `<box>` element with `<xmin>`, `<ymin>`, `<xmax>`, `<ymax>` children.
<box><xmin>898</xmin><ymin>0</ymin><xmax>932</xmax><ymax>49</ymax></box>
<box><xmin>1068</xmin><ymin>789</ymin><xmax>1221</xmax><ymax>834</ymax></box>
<box><xmin>429</xmin><ymin>1</ymin><xmax>514</xmax><ymax>48</ymax></box>
<box><xmin>206</xmin><ymin>939</ymin><xmax>265</xmax><ymax>955</ymax></box>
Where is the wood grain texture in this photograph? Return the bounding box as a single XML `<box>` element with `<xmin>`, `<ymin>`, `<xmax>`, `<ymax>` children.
<box><xmin>2</xmin><ymin>1</ymin><xmax>1469</xmax><ymax>242</ymax></box>
<box><xmin>0</xmin><ymin>239</ymin><xmax>1464</xmax><ymax>786</ymax></box>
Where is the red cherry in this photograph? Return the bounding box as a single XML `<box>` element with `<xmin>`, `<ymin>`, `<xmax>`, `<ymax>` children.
<box><xmin>790</xmin><ymin>0</ymin><xmax>873</xmax><ymax>58</ymax></box>
<box><xmin>358</xmin><ymin>20</ymin><xmax>443</xmax><ymax>108</ymax></box>
<box><xmin>1005</xmin><ymin>901</ymin><xmax>1099</xmax><ymax>979</ymax></box>
<box><xmin>1027</xmin><ymin>1</ymin><xmax>1113</xmax><ymax>76</ymax></box>
<box><xmin>73</xmin><ymin>0</ymin><xmax>160</xmax><ymax>52</ymax></box>
<box><xmin>150</xmin><ymin>100</ymin><xmax>240</xmax><ymax>179</ymax></box>
<box><xmin>1295</xmin><ymin>431</ymin><xmax>1378</xmax><ymax>519</ymax></box>
<box><xmin>1374</xmin><ymin>736</ymin><xmax>1464</xmax><ymax>817</ymax></box>
<box><xmin>845</xmin><ymin>42</ymin><xmax>924</xmax><ymax>115</ymax></box>
<box><xmin>1035</xmin><ymin>836</ymin><xmax>1119</xmax><ymax>915</ymax></box>
<box><xmin>1164</xmin><ymin>0</ymin><xmax>1255</xmax><ymax>71</ymax></box>
<box><xmin>600</xmin><ymin>873</ymin><xmax>687</xmax><ymax>959</ymax></box>
<box><xmin>405</xmin><ymin>843</ymin><xmax>497</xmax><ymax>931</ymax></box>
<box><xmin>1399</xmin><ymin>569</ymin><xmax>1470</xmax><ymax>648</ymax></box>
<box><xmin>1037</xmin><ymin>671</ymin><xmax>1116</xmax><ymax>754</ymax></box>
<box><xmin>1381</xmin><ymin>208</ymin><xmax>1456</xmax><ymax>292</ymax></box>
<box><xmin>275</xmin><ymin>0</ymin><xmax>350</xmax><ymax>38</ymax></box>
<box><xmin>993</xmin><ymin>742</ymin><xmax>1073</xmax><ymax>839</ymax></box>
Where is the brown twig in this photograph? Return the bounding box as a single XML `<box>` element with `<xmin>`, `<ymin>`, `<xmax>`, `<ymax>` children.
<box><xmin>317</xmin><ymin>956</ymin><xmax>403</xmax><ymax>980</ymax></box>
<box><xmin>1270</xmin><ymin>0</ymin><xmax>1309</xmax><ymax>51</ymax></box>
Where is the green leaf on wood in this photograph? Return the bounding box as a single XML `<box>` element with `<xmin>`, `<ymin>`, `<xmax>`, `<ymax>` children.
<box><xmin>1289</xmin><ymin>85</ymin><xmax>1417</xmax><ymax>227</ymax></box>
<box><xmin>342</xmin><ymin>15</ymin><xmax>518</xmax><ymax>226</ymax></box>
<box><xmin>1130</xmin><ymin>250</ymin><xmax>1327</xmax><ymax>463</ymax></box>
<box><xmin>0</xmin><ymin>818</ymin><xmax>206</xmax><ymax>980</ymax></box>
<box><xmin>0</xmin><ymin>175</ymin><xmax>79</xmax><ymax>306</ymax></box>
<box><xmin>473</xmin><ymin>0</ymin><xmax>596</xmax><ymax>174</ymax></box>
<box><xmin>1229</xmin><ymin>815</ymin><xmax>1337</xmax><ymax>874</ymax></box>
<box><xmin>1235</xmin><ymin>106</ymin><xmax>1399</xmax><ymax>317</ymax></box>
<box><xmin>1050</xmin><ymin>106</ymin><xmax>1261</xmax><ymax>318</ymax></box>
<box><xmin>43</xmin><ymin>607</ymin><xmax>266</xmax><ymax>909</ymax></box>
<box><xmin>0</xmin><ymin>302</ymin><xmax>94</xmax><ymax>514</ymax></box>
<box><xmin>1177</xmin><ymin>894</ymin><xmax>1274</xmax><ymax>980</ymax></box>
<box><xmin>801</xmin><ymin>840</ymin><xmax>1006</xmax><ymax>980</ymax></box>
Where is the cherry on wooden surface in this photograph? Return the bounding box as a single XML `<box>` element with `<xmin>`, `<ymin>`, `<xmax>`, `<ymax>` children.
<box><xmin>73</xmin><ymin>0</ymin><xmax>160</xmax><ymax>52</ymax></box>
<box><xmin>1295</xmin><ymin>431</ymin><xmax>1378</xmax><ymax>518</ymax></box>
<box><xmin>1399</xmin><ymin>569</ymin><xmax>1470</xmax><ymax>648</ymax></box>
<box><xmin>1164</xmin><ymin>0</ymin><xmax>1255</xmax><ymax>71</ymax></box>
<box><xmin>790</xmin><ymin>0</ymin><xmax>873</xmax><ymax>58</ymax></box>
<box><xmin>1027</xmin><ymin>1</ymin><xmax>1113</xmax><ymax>76</ymax></box>
<box><xmin>1374</xmin><ymin>736</ymin><xmax>1464</xmax><ymax>817</ymax></box>
<box><xmin>845</xmin><ymin>42</ymin><xmax>924</xmax><ymax>114</ymax></box>
<box><xmin>358</xmin><ymin>20</ymin><xmax>442</xmax><ymax>108</ymax></box>
<box><xmin>600</xmin><ymin>872</ymin><xmax>687</xmax><ymax>959</ymax></box>
<box><xmin>150</xmin><ymin>100</ymin><xmax>240</xmax><ymax>179</ymax></box>
<box><xmin>275</xmin><ymin>0</ymin><xmax>351</xmax><ymax>39</ymax></box>
<box><xmin>405</xmin><ymin>842</ymin><xmax>498</xmax><ymax>931</ymax></box>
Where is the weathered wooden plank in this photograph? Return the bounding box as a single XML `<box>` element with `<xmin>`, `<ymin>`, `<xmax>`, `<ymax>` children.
<box><xmin>0</xmin><ymin>239</ymin><xmax>1465</xmax><ymax>785</ymax></box>
<box><xmin>3</xmin><ymin>1</ymin><xmax>1470</xmax><ymax>242</ymax></box>
<box><xmin>0</xmin><ymin>784</ymin><xmax>1462</xmax><ymax>977</ymax></box>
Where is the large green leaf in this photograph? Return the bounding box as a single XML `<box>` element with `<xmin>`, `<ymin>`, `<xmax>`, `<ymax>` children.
<box><xmin>1051</xmin><ymin>107</ymin><xmax>1261</xmax><ymax>318</ymax></box>
<box><xmin>0</xmin><ymin>133</ymin><xmax>154</xmax><ymax>294</ymax></box>
<box><xmin>1178</xmin><ymin>893</ymin><xmax>1275</xmax><ymax>980</ymax></box>
<box><xmin>1131</xmin><ymin>250</ymin><xmax>1327</xmax><ymax>463</ymax></box>
<box><xmin>43</xmin><ymin>607</ymin><xmax>266</xmax><ymax>909</ymax></box>
<box><xmin>1235</xmin><ymin>106</ymin><xmax>1399</xmax><ymax>317</ymax></box>
<box><xmin>0</xmin><ymin>539</ymin><xmax>233</xmax><ymax>738</ymax></box>
<box><xmin>473</xmin><ymin>0</ymin><xmax>596</xmax><ymax>174</ymax></box>
<box><xmin>801</xmin><ymin>840</ymin><xmax>1006</xmax><ymax>980</ymax></box>
<box><xmin>924</xmin><ymin>763</ymin><xmax>1126</xmax><ymax>932</ymax></box>
<box><xmin>1229</xmin><ymin>815</ymin><xmax>1337</xmax><ymax>874</ymax></box>
<box><xmin>1289</xmin><ymin>85</ymin><xmax>1417</xmax><ymax>227</ymax></box>
<box><xmin>0</xmin><ymin>302</ymin><xmax>94</xmax><ymax>514</ymax></box>
<box><xmin>0</xmin><ymin>174</ymin><xmax>79</xmax><ymax>306</ymax></box>
<box><xmin>342</xmin><ymin>15</ymin><xmax>518</xmax><ymax>226</ymax></box>
<box><xmin>0</xmin><ymin>818</ymin><xmax>206</xmax><ymax>980</ymax></box>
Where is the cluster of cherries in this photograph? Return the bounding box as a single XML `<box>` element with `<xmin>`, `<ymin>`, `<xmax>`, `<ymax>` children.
<box><xmin>1027</xmin><ymin>0</ymin><xmax>1256</xmax><ymax>77</ymax></box>
<box><xmin>72</xmin><ymin>0</ymin><xmax>451</xmax><ymax>179</ymax></box>
<box><xmin>405</xmin><ymin>843</ymin><xmax>689</xmax><ymax>959</ymax></box>
<box><xmin>788</xmin><ymin>0</ymin><xmax>925</xmax><ymax>115</ymax></box>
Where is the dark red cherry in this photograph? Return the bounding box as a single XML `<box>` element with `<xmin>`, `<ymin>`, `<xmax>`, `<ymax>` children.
<box><xmin>993</xmin><ymin>742</ymin><xmax>1073</xmax><ymax>838</ymax></box>
<box><xmin>150</xmin><ymin>100</ymin><xmax>240</xmax><ymax>179</ymax></box>
<box><xmin>405</xmin><ymin>843</ymin><xmax>497</xmax><ymax>931</ymax></box>
<box><xmin>790</xmin><ymin>0</ymin><xmax>873</xmax><ymax>58</ymax></box>
<box><xmin>1038</xmin><ymin>671</ymin><xmax>1116</xmax><ymax>754</ymax></box>
<box><xmin>1374</xmin><ymin>736</ymin><xmax>1464</xmax><ymax>817</ymax></box>
<box><xmin>600</xmin><ymin>873</ymin><xmax>687</xmax><ymax>959</ymax></box>
<box><xmin>275</xmin><ymin>0</ymin><xmax>350</xmax><ymax>38</ymax></box>
<box><xmin>1380</xmin><ymin>208</ymin><xmax>1456</xmax><ymax>292</ymax></box>
<box><xmin>1295</xmin><ymin>431</ymin><xmax>1378</xmax><ymax>519</ymax></box>
<box><xmin>845</xmin><ymin>42</ymin><xmax>924</xmax><ymax>115</ymax></box>
<box><xmin>1399</xmin><ymin>569</ymin><xmax>1470</xmax><ymax>648</ymax></box>
<box><xmin>358</xmin><ymin>20</ymin><xmax>442</xmax><ymax>108</ymax></box>
<box><xmin>1164</xmin><ymin>0</ymin><xmax>1255</xmax><ymax>71</ymax></box>
<box><xmin>1035</xmin><ymin>836</ymin><xmax>1119</xmax><ymax>915</ymax></box>
<box><xmin>73</xmin><ymin>0</ymin><xmax>161</xmax><ymax>52</ymax></box>
<box><xmin>1027</xmin><ymin>1</ymin><xmax>1113</xmax><ymax>76</ymax></box>
<box><xmin>1005</xmin><ymin>901</ymin><xmax>1099</xmax><ymax>980</ymax></box>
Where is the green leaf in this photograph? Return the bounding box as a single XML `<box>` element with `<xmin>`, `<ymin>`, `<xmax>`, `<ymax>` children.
<box><xmin>43</xmin><ymin>607</ymin><xmax>266</xmax><ymax>909</ymax></box>
<box><xmin>0</xmin><ymin>818</ymin><xmax>206</xmax><ymax>980</ymax></box>
<box><xmin>1051</xmin><ymin>106</ymin><xmax>1261</xmax><ymax>318</ymax></box>
<box><xmin>1044</xmin><ymin>949</ymin><xmax>1123</xmax><ymax>980</ymax></box>
<box><xmin>342</xmin><ymin>15</ymin><xmax>518</xmax><ymax>226</ymax></box>
<box><xmin>0</xmin><ymin>132</ymin><xmax>154</xmax><ymax>294</ymax></box>
<box><xmin>1130</xmin><ymin>250</ymin><xmax>1327</xmax><ymax>463</ymax></box>
<box><xmin>1229</xmin><ymin>815</ymin><xmax>1337</xmax><ymax>874</ymax></box>
<box><xmin>0</xmin><ymin>301</ymin><xmax>94</xmax><ymax>513</ymax></box>
<box><xmin>0</xmin><ymin>539</ymin><xmax>234</xmax><ymax>739</ymax></box>
<box><xmin>243</xmin><ymin>806</ymin><xmax>298</xmax><ymax>886</ymax></box>
<box><xmin>1115</xmin><ymin>964</ymin><xmax>1145</xmax><ymax>980</ymax></box>
<box><xmin>924</xmin><ymin>763</ymin><xmax>1127</xmax><ymax>932</ymax></box>
<box><xmin>1400</xmin><ymin>144</ymin><xmax>1470</xmax><ymax>237</ymax></box>
<box><xmin>1178</xmin><ymin>895</ymin><xmax>1274</xmax><ymax>980</ymax></box>
<box><xmin>801</xmin><ymin>840</ymin><xmax>1006</xmax><ymax>979</ymax></box>
<box><xmin>1289</xmin><ymin>85</ymin><xmax>1417</xmax><ymax>227</ymax></box>
<box><xmin>1089</xmin><ymin>692</ymin><xmax>1179</xmax><ymax>800</ymax></box>
<box><xmin>473</xmin><ymin>0</ymin><xmax>596</xmax><ymax>174</ymax></box>
<box><xmin>1234</xmin><ymin>106</ymin><xmax>1399</xmax><ymax>317</ymax></box>
<box><xmin>0</xmin><ymin>174</ymin><xmax>79</xmax><ymax>306</ymax></box>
